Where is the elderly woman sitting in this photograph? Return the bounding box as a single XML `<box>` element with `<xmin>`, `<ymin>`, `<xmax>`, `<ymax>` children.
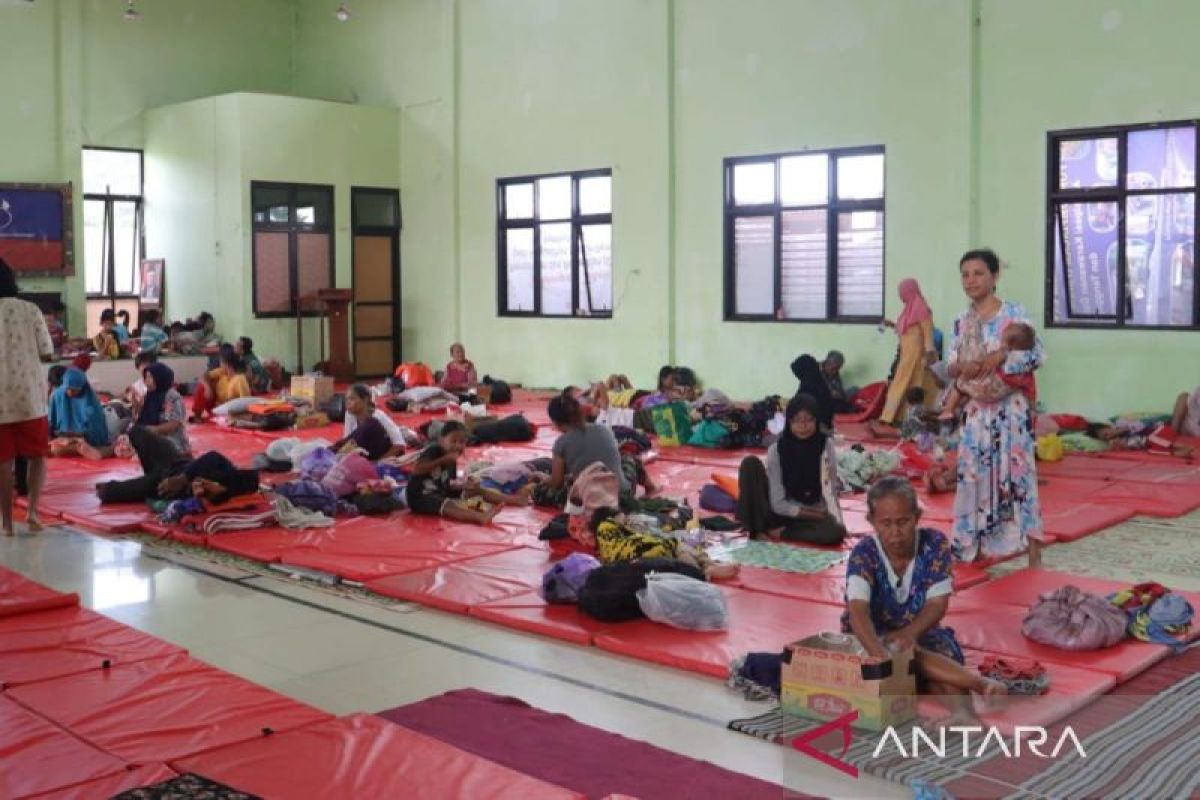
<box><xmin>843</xmin><ymin>476</ymin><xmax>1004</xmax><ymax>723</ymax></box>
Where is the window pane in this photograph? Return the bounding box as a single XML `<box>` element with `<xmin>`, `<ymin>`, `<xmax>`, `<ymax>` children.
<box><xmin>505</xmin><ymin>183</ymin><xmax>534</xmax><ymax>219</ymax></box>
<box><xmin>297</xmin><ymin>232</ymin><xmax>332</xmax><ymax>299</ymax></box>
<box><xmin>254</xmin><ymin>231</ymin><xmax>292</xmax><ymax>314</ymax></box>
<box><xmin>504</xmin><ymin>228</ymin><xmax>534</xmax><ymax>312</ymax></box>
<box><xmin>579</xmin><ymin>176</ymin><xmax>611</xmax><ymax>215</ymax></box>
<box><xmin>294</xmin><ymin>188</ymin><xmax>332</xmax><ymax>226</ymax></box>
<box><xmin>837</xmin><ymin>211</ymin><xmax>883</xmax><ymax>317</ymax></box>
<box><xmin>578</xmin><ymin>224</ymin><xmax>612</xmax><ymax>313</ymax></box>
<box><xmin>82</xmin><ymin>149</ymin><xmax>141</xmax><ymax>196</ymax></box>
<box><xmin>780</xmin><ymin>209</ymin><xmax>827</xmax><ymax>319</ymax></box>
<box><xmin>837</xmin><ymin>154</ymin><xmax>884</xmax><ymax>200</ymax></box>
<box><xmin>84</xmin><ymin>199</ymin><xmax>107</xmax><ymax>295</ymax></box>
<box><xmin>539</xmin><ymin>223</ymin><xmax>573</xmax><ymax>314</ymax></box>
<box><xmin>1058</xmin><ymin>137</ymin><xmax>1118</xmax><ymax>189</ymax></box>
<box><xmin>253</xmin><ymin>186</ymin><xmax>290</xmax><ymax>224</ymax></box>
<box><xmin>780</xmin><ymin>154</ymin><xmax>828</xmax><ymax>206</ymax></box>
<box><xmin>537</xmin><ymin>177</ymin><xmax>571</xmax><ymax>221</ymax></box>
<box><xmin>732</xmin><ymin>216</ymin><xmax>775</xmax><ymax>316</ymax></box>
<box><xmin>733</xmin><ymin>162</ymin><xmax>775</xmax><ymax>206</ymax></box>
<box><xmin>112</xmin><ymin>201</ymin><xmax>139</xmax><ymax>295</ymax></box>
<box><xmin>1126</xmin><ymin>192</ymin><xmax>1193</xmax><ymax>326</ymax></box>
<box><xmin>1128</xmin><ymin>127</ymin><xmax>1196</xmax><ymax>190</ymax></box>
<box><xmin>1052</xmin><ymin>201</ymin><xmax>1118</xmax><ymax>321</ymax></box>
<box><xmin>354</xmin><ymin>192</ymin><xmax>398</xmax><ymax>227</ymax></box>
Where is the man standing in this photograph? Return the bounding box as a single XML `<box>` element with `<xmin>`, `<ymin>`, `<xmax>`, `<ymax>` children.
<box><xmin>0</xmin><ymin>258</ymin><xmax>55</xmax><ymax>534</ymax></box>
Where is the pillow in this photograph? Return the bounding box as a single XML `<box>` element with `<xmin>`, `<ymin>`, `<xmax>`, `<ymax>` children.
<box><xmin>214</xmin><ymin>396</ymin><xmax>258</xmax><ymax>416</ymax></box>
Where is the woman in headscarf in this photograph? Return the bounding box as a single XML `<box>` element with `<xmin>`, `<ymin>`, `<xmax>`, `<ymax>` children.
<box><xmin>123</xmin><ymin>362</ymin><xmax>192</xmax><ymax>474</ymax></box>
<box><xmin>869</xmin><ymin>278</ymin><xmax>939</xmax><ymax>436</ymax></box>
<box><xmin>735</xmin><ymin>393</ymin><xmax>846</xmax><ymax>545</ymax></box>
<box><xmin>48</xmin><ymin>368</ymin><xmax>111</xmax><ymax>458</ymax></box>
<box><xmin>789</xmin><ymin>354</ymin><xmax>835</xmax><ymax>430</ymax></box>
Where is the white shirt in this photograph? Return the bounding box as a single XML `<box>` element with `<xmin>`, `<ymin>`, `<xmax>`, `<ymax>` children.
<box><xmin>344</xmin><ymin>408</ymin><xmax>408</xmax><ymax>447</ymax></box>
<box><xmin>0</xmin><ymin>298</ymin><xmax>54</xmax><ymax>424</ymax></box>
<box><xmin>846</xmin><ymin>533</ymin><xmax>952</xmax><ymax>605</ymax></box>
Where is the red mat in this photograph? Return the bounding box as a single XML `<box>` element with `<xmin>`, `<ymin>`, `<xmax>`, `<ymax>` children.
<box><xmin>365</xmin><ymin>547</ymin><xmax>553</xmax><ymax>614</ymax></box>
<box><xmin>1038</xmin><ymin>500</ymin><xmax>1135</xmax><ymax>541</ymax></box>
<box><xmin>7</xmin><ymin>653</ymin><xmax>331</xmax><ymax>764</ymax></box>
<box><xmin>943</xmin><ymin>602</ymin><xmax>1170</xmax><ymax>682</ymax></box>
<box><xmin>468</xmin><ymin>592</ymin><xmax>617</xmax><ymax>645</ymax></box>
<box><xmin>0</xmin><ymin>694</ymin><xmax>127</xmax><ymax>799</ymax></box>
<box><xmin>917</xmin><ymin>649</ymin><xmax>1116</xmax><ymax>735</ymax></box>
<box><xmin>593</xmin><ymin>590</ymin><xmax>847</xmax><ymax>678</ymax></box>
<box><xmin>0</xmin><ymin>605</ymin><xmax>184</xmax><ymax>687</ymax></box>
<box><xmin>279</xmin><ymin>516</ymin><xmax>521</xmax><ymax>582</ymax></box>
<box><xmin>379</xmin><ymin>689</ymin><xmax>798</xmax><ymax>800</ymax></box>
<box><xmin>171</xmin><ymin>712</ymin><xmax>584</xmax><ymax>800</ymax></box>
<box><xmin>207</xmin><ymin>525</ymin><xmax>318</xmax><ymax>563</ymax></box>
<box><xmin>0</xmin><ymin>566</ymin><xmax>79</xmax><ymax>619</ymax></box>
<box><xmin>35</xmin><ymin>466</ymin><xmax>151</xmax><ymax>532</ymax></box>
<box><xmin>653</xmin><ymin>445</ymin><xmax>757</xmax><ymax>469</ymax></box>
<box><xmin>730</xmin><ymin>567</ymin><xmax>846</xmax><ymax>606</ymax></box>
<box><xmin>25</xmin><ymin>763</ymin><xmax>178</xmax><ymax>800</ymax></box>
<box><xmin>1086</xmin><ymin>479</ymin><xmax>1200</xmax><ymax>517</ymax></box>
<box><xmin>957</xmin><ymin>568</ymin><xmax>1200</xmax><ymax>638</ymax></box>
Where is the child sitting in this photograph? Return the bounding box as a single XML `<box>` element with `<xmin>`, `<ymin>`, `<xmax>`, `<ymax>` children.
<box><xmin>190</xmin><ymin>344</ymin><xmax>251</xmax><ymax>422</ymax></box>
<box><xmin>44</xmin><ymin>300</ymin><xmax>67</xmax><ymax>356</ymax></box>
<box><xmin>113</xmin><ymin>310</ymin><xmax>131</xmax><ymax>344</ymax></box>
<box><xmin>139</xmin><ymin>309</ymin><xmax>169</xmax><ymax>355</ymax></box>
<box><xmin>939</xmin><ymin>321</ymin><xmax>1037</xmax><ymax>420</ymax></box>
<box><xmin>440</xmin><ymin>342</ymin><xmax>478</xmax><ymax>393</ymax></box>
<box><xmin>405</xmin><ymin>420</ymin><xmax>519</xmax><ymax>524</ymax></box>
<box><xmin>93</xmin><ymin>309</ymin><xmax>121</xmax><ymax>360</ymax></box>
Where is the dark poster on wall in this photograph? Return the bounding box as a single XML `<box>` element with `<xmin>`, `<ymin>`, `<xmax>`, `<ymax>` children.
<box><xmin>0</xmin><ymin>183</ymin><xmax>75</xmax><ymax>276</ymax></box>
<box><xmin>1056</xmin><ymin>138</ymin><xmax>1120</xmax><ymax>320</ymax></box>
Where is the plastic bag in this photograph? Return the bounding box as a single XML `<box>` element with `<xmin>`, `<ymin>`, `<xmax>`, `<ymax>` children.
<box><xmin>539</xmin><ymin>553</ymin><xmax>602</xmax><ymax>604</ymax></box>
<box><xmin>298</xmin><ymin>447</ymin><xmax>337</xmax><ymax>481</ymax></box>
<box><xmin>322</xmin><ymin>453</ymin><xmax>380</xmax><ymax>497</ymax></box>
<box><xmin>1021</xmin><ymin>585</ymin><xmax>1127</xmax><ymax>650</ymax></box>
<box><xmin>637</xmin><ymin>572</ymin><xmax>729</xmax><ymax>631</ymax></box>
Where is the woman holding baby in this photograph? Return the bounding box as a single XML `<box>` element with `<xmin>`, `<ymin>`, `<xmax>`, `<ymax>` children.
<box><xmin>948</xmin><ymin>249</ymin><xmax>1045</xmax><ymax>567</ymax></box>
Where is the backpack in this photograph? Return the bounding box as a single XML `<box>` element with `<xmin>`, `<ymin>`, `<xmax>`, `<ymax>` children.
<box><xmin>539</xmin><ymin>553</ymin><xmax>602</xmax><ymax>604</ymax></box>
<box><xmin>482</xmin><ymin>376</ymin><xmax>512</xmax><ymax>404</ymax></box>
<box><xmin>273</xmin><ymin>480</ymin><xmax>338</xmax><ymax>517</ymax></box>
<box><xmin>322</xmin><ymin>393</ymin><xmax>347</xmax><ymax>423</ymax></box>
<box><xmin>699</xmin><ymin>483</ymin><xmax>737</xmax><ymax>513</ymax></box>
<box><xmin>1021</xmin><ymin>585</ymin><xmax>1128</xmax><ymax>650</ymax></box>
<box><xmin>577</xmin><ymin>559</ymin><xmax>705</xmax><ymax>622</ymax></box>
<box><xmin>538</xmin><ymin>513</ymin><xmax>570</xmax><ymax>541</ymax></box>
<box><xmin>651</xmin><ymin>402</ymin><xmax>693</xmax><ymax>447</ymax></box>
<box><xmin>468</xmin><ymin>414</ymin><xmax>534</xmax><ymax>444</ymax></box>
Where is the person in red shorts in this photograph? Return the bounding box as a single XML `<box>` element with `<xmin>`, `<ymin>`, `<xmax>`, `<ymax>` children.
<box><xmin>0</xmin><ymin>259</ymin><xmax>55</xmax><ymax>535</ymax></box>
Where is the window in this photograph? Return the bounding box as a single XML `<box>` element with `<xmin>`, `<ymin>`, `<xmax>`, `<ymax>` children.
<box><xmin>1048</xmin><ymin>121</ymin><xmax>1198</xmax><ymax>328</ymax></box>
<box><xmin>497</xmin><ymin>169</ymin><xmax>612</xmax><ymax>317</ymax></box>
<box><xmin>82</xmin><ymin>148</ymin><xmax>143</xmax><ymax>300</ymax></box>
<box><xmin>251</xmin><ymin>182</ymin><xmax>335</xmax><ymax>317</ymax></box>
<box><xmin>724</xmin><ymin>147</ymin><xmax>885</xmax><ymax>322</ymax></box>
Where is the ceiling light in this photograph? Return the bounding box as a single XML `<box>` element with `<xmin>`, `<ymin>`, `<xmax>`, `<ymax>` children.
<box><xmin>122</xmin><ymin>0</ymin><xmax>139</xmax><ymax>21</ymax></box>
<box><xmin>335</xmin><ymin>3</ymin><xmax>350</xmax><ymax>22</ymax></box>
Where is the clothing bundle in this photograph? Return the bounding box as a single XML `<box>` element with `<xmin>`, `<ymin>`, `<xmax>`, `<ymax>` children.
<box><xmin>1108</xmin><ymin>582</ymin><xmax>1195</xmax><ymax>653</ymax></box>
<box><xmin>835</xmin><ymin>444</ymin><xmax>901</xmax><ymax>491</ymax></box>
<box><xmin>1022</xmin><ymin>582</ymin><xmax>1194</xmax><ymax>653</ymax></box>
<box><xmin>976</xmin><ymin>655</ymin><xmax>1049</xmax><ymax>695</ymax></box>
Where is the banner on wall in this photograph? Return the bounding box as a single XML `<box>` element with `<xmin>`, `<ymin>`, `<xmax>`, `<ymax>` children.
<box><xmin>0</xmin><ymin>183</ymin><xmax>74</xmax><ymax>276</ymax></box>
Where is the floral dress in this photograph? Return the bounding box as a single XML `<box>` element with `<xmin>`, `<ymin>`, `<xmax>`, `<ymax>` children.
<box><xmin>950</xmin><ymin>301</ymin><xmax>1044</xmax><ymax>561</ymax></box>
<box><xmin>841</xmin><ymin>529</ymin><xmax>963</xmax><ymax>663</ymax></box>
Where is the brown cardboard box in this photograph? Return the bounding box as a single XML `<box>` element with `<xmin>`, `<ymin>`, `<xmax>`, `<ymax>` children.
<box><xmin>296</xmin><ymin>412</ymin><xmax>330</xmax><ymax>429</ymax></box>
<box><xmin>780</xmin><ymin>632</ymin><xmax>916</xmax><ymax>731</ymax></box>
<box><xmin>291</xmin><ymin>375</ymin><xmax>335</xmax><ymax>406</ymax></box>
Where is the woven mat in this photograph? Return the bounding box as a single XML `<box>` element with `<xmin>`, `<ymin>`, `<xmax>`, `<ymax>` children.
<box><xmin>723</xmin><ymin>540</ymin><xmax>846</xmax><ymax>573</ymax></box>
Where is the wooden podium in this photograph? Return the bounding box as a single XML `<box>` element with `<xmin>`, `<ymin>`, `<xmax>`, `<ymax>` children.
<box><xmin>297</xmin><ymin>289</ymin><xmax>354</xmax><ymax>382</ymax></box>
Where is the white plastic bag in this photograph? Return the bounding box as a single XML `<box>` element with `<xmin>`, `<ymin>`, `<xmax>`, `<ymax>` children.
<box><xmin>636</xmin><ymin>572</ymin><xmax>729</xmax><ymax>631</ymax></box>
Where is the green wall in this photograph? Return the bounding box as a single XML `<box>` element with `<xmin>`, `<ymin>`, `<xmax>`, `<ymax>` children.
<box><xmin>0</xmin><ymin>0</ymin><xmax>293</xmax><ymax>334</ymax></box>
<box><xmin>146</xmin><ymin>93</ymin><xmax>400</xmax><ymax>371</ymax></box>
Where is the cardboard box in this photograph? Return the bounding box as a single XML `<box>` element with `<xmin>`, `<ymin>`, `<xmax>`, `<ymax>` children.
<box><xmin>296</xmin><ymin>412</ymin><xmax>329</xmax><ymax>429</ymax></box>
<box><xmin>780</xmin><ymin>632</ymin><xmax>916</xmax><ymax>731</ymax></box>
<box><xmin>291</xmin><ymin>375</ymin><xmax>335</xmax><ymax>406</ymax></box>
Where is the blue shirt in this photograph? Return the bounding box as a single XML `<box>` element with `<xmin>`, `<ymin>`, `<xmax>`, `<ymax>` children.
<box><xmin>139</xmin><ymin>323</ymin><xmax>169</xmax><ymax>353</ymax></box>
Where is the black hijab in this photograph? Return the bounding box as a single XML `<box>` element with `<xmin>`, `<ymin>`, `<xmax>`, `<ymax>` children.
<box><xmin>137</xmin><ymin>362</ymin><xmax>176</xmax><ymax>426</ymax></box>
<box><xmin>790</xmin><ymin>354</ymin><xmax>834</xmax><ymax>429</ymax></box>
<box><xmin>776</xmin><ymin>393</ymin><xmax>827</xmax><ymax>506</ymax></box>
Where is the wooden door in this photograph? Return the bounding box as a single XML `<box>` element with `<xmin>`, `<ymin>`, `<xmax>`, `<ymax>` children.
<box><xmin>351</xmin><ymin>189</ymin><xmax>401</xmax><ymax>377</ymax></box>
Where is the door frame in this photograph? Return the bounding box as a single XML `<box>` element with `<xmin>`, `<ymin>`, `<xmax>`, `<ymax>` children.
<box><xmin>350</xmin><ymin>186</ymin><xmax>402</xmax><ymax>377</ymax></box>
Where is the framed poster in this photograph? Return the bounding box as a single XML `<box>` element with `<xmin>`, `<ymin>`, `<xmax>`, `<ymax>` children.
<box><xmin>139</xmin><ymin>258</ymin><xmax>164</xmax><ymax>308</ymax></box>
<box><xmin>0</xmin><ymin>183</ymin><xmax>74</xmax><ymax>276</ymax></box>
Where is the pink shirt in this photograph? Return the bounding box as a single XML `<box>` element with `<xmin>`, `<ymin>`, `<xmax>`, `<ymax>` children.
<box><xmin>442</xmin><ymin>360</ymin><xmax>477</xmax><ymax>391</ymax></box>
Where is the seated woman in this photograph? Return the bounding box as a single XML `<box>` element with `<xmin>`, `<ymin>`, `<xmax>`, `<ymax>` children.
<box><xmin>92</xmin><ymin>309</ymin><xmax>121</xmax><ymax>360</ymax></box>
<box><xmin>789</xmin><ymin>354</ymin><xmax>836</xmax><ymax>430</ymax></box>
<box><xmin>590</xmin><ymin>507</ymin><xmax>738</xmax><ymax>580</ymax></box>
<box><xmin>48</xmin><ymin>368</ymin><xmax>112</xmax><ymax>458</ymax></box>
<box><xmin>844</xmin><ymin>477</ymin><xmax>1005</xmax><ymax>723</ymax></box>
<box><xmin>736</xmin><ymin>393</ymin><xmax>846</xmax><ymax>545</ymax></box>
<box><xmin>533</xmin><ymin>391</ymin><xmax>655</xmax><ymax>508</ymax></box>
<box><xmin>121</xmin><ymin>362</ymin><xmax>192</xmax><ymax>467</ymax></box>
<box><xmin>191</xmin><ymin>344</ymin><xmax>251</xmax><ymax>422</ymax></box>
<box><xmin>195</xmin><ymin>311</ymin><xmax>222</xmax><ymax>348</ymax></box>
<box><xmin>236</xmin><ymin>336</ymin><xmax>270</xmax><ymax>394</ymax></box>
<box><xmin>406</xmin><ymin>420</ymin><xmax>525</xmax><ymax>524</ymax></box>
<box><xmin>440</xmin><ymin>342</ymin><xmax>478</xmax><ymax>394</ymax></box>
<box><xmin>138</xmin><ymin>309</ymin><xmax>170</xmax><ymax>355</ymax></box>
<box><xmin>334</xmin><ymin>384</ymin><xmax>404</xmax><ymax>461</ymax></box>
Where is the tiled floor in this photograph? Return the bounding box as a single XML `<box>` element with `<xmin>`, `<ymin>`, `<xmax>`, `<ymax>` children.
<box><xmin>0</xmin><ymin>526</ymin><xmax>904</xmax><ymax>799</ymax></box>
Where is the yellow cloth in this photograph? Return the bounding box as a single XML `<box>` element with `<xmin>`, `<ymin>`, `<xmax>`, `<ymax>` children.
<box><xmin>208</xmin><ymin>369</ymin><xmax>252</xmax><ymax>403</ymax></box>
<box><xmin>880</xmin><ymin>318</ymin><xmax>937</xmax><ymax>424</ymax></box>
<box><xmin>93</xmin><ymin>332</ymin><xmax>120</xmax><ymax>360</ymax></box>
<box><xmin>609</xmin><ymin>388</ymin><xmax>637</xmax><ymax>408</ymax></box>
